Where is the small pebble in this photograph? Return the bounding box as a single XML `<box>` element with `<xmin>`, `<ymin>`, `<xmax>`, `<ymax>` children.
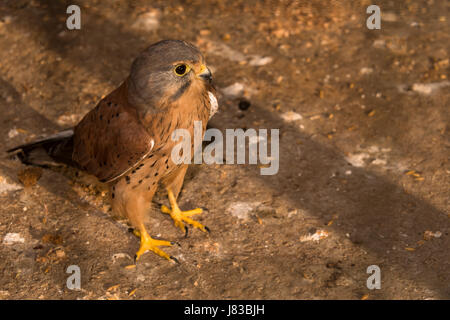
<box><xmin>222</xmin><ymin>82</ymin><xmax>245</xmax><ymax>98</ymax></box>
<box><xmin>3</xmin><ymin>233</ymin><xmax>25</xmax><ymax>245</ymax></box>
<box><xmin>238</xmin><ymin>99</ymin><xmax>251</xmax><ymax>111</ymax></box>
<box><xmin>412</xmin><ymin>81</ymin><xmax>450</xmax><ymax>95</ymax></box>
<box><xmin>281</xmin><ymin>111</ymin><xmax>303</xmax><ymax>122</ymax></box>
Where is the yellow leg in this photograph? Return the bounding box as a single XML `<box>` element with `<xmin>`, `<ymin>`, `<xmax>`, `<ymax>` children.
<box><xmin>161</xmin><ymin>188</ymin><xmax>209</xmax><ymax>234</ymax></box>
<box><xmin>135</xmin><ymin>225</ymin><xmax>177</xmax><ymax>263</ymax></box>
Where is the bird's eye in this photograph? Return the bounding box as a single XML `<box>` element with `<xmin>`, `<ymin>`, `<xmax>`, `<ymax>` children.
<box><xmin>174</xmin><ymin>64</ymin><xmax>190</xmax><ymax>76</ymax></box>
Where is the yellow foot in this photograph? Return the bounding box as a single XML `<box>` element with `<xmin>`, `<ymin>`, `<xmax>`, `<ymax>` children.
<box><xmin>161</xmin><ymin>204</ymin><xmax>209</xmax><ymax>235</ymax></box>
<box><xmin>135</xmin><ymin>230</ymin><xmax>178</xmax><ymax>263</ymax></box>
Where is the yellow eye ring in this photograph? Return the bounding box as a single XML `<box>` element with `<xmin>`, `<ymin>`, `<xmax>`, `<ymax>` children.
<box><xmin>174</xmin><ymin>64</ymin><xmax>191</xmax><ymax>76</ymax></box>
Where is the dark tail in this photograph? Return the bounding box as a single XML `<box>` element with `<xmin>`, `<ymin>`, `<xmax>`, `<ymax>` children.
<box><xmin>7</xmin><ymin>129</ymin><xmax>78</xmax><ymax>168</ymax></box>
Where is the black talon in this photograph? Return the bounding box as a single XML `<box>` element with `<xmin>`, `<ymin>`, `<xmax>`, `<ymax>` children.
<box><xmin>201</xmin><ymin>207</ymin><xmax>209</xmax><ymax>212</ymax></box>
<box><xmin>184</xmin><ymin>226</ymin><xmax>189</xmax><ymax>238</ymax></box>
<box><xmin>133</xmin><ymin>254</ymin><xmax>138</xmax><ymax>263</ymax></box>
<box><xmin>170</xmin><ymin>256</ymin><xmax>180</xmax><ymax>264</ymax></box>
<box><xmin>171</xmin><ymin>241</ymin><xmax>181</xmax><ymax>247</ymax></box>
<box><xmin>153</xmin><ymin>200</ymin><xmax>164</xmax><ymax>207</ymax></box>
<box><xmin>205</xmin><ymin>226</ymin><xmax>210</xmax><ymax>233</ymax></box>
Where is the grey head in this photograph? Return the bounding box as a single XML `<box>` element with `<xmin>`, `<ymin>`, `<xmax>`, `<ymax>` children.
<box><xmin>127</xmin><ymin>40</ymin><xmax>212</xmax><ymax>113</ymax></box>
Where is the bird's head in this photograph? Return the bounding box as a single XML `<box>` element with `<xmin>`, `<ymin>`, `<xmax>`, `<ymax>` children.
<box><xmin>127</xmin><ymin>39</ymin><xmax>213</xmax><ymax>114</ymax></box>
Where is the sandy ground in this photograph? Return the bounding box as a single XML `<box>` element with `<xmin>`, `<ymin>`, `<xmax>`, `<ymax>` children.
<box><xmin>0</xmin><ymin>0</ymin><xmax>449</xmax><ymax>299</ymax></box>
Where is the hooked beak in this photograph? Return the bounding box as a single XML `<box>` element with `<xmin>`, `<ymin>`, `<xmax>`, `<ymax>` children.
<box><xmin>197</xmin><ymin>64</ymin><xmax>212</xmax><ymax>83</ymax></box>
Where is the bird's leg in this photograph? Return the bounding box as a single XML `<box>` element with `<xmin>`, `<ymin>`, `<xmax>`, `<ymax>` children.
<box><xmin>161</xmin><ymin>188</ymin><xmax>208</xmax><ymax>234</ymax></box>
<box><xmin>135</xmin><ymin>224</ymin><xmax>176</xmax><ymax>262</ymax></box>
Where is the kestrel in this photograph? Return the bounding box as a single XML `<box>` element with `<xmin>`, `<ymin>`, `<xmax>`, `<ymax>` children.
<box><xmin>8</xmin><ymin>40</ymin><xmax>218</xmax><ymax>262</ymax></box>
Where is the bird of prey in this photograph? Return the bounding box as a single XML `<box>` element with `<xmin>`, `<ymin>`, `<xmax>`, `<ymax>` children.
<box><xmin>8</xmin><ymin>40</ymin><xmax>218</xmax><ymax>262</ymax></box>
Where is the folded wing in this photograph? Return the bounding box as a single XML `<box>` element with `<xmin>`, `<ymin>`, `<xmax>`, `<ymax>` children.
<box><xmin>73</xmin><ymin>82</ymin><xmax>154</xmax><ymax>183</ymax></box>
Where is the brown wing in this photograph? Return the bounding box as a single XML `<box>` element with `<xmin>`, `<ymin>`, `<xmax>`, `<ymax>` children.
<box><xmin>73</xmin><ymin>82</ymin><xmax>154</xmax><ymax>183</ymax></box>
